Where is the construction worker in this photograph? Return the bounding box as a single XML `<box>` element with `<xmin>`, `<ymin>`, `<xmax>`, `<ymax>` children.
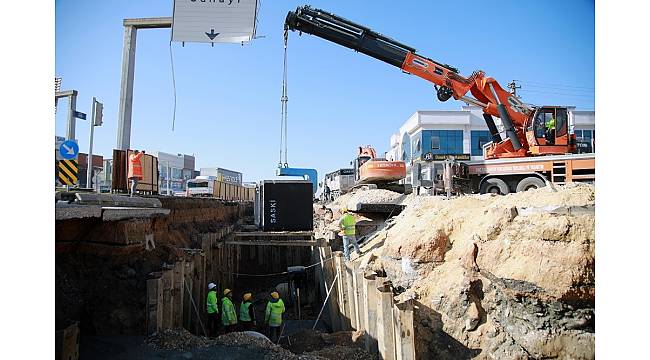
<box><xmin>339</xmin><ymin>207</ymin><xmax>362</xmax><ymax>261</ymax></box>
<box><xmin>221</xmin><ymin>288</ymin><xmax>237</xmax><ymax>333</ymax></box>
<box><xmin>546</xmin><ymin>115</ymin><xmax>556</xmax><ymax>144</ymax></box>
<box><xmin>239</xmin><ymin>292</ymin><xmax>257</xmax><ymax>331</ymax></box>
<box><xmin>265</xmin><ymin>291</ymin><xmax>285</xmax><ymax>343</ymax></box>
<box><xmin>128</xmin><ymin>150</ymin><xmax>144</xmax><ymax>197</ymax></box>
<box><xmin>206</xmin><ymin>282</ymin><xmax>219</xmax><ymax>337</ymax></box>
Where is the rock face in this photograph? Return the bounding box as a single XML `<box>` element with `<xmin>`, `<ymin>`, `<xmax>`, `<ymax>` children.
<box><xmin>320</xmin><ymin>184</ymin><xmax>595</xmax><ymax>359</ymax></box>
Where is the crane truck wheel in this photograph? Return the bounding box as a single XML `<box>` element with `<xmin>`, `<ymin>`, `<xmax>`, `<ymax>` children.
<box><xmin>515</xmin><ymin>176</ymin><xmax>546</xmax><ymax>192</ymax></box>
<box><xmin>480</xmin><ymin>178</ymin><xmax>510</xmax><ymax>195</ymax></box>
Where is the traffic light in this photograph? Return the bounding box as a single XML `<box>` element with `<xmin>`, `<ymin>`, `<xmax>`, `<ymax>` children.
<box><xmin>94</xmin><ymin>100</ymin><xmax>103</xmax><ymax>126</ymax></box>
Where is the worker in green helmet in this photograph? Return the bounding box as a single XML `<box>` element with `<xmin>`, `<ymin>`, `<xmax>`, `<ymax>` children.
<box><xmin>239</xmin><ymin>292</ymin><xmax>257</xmax><ymax>331</ymax></box>
<box><xmin>221</xmin><ymin>288</ymin><xmax>238</xmax><ymax>333</ymax></box>
<box><xmin>265</xmin><ymin>291</ymin><xmax>285</xmax><ymax>343</ymax></box>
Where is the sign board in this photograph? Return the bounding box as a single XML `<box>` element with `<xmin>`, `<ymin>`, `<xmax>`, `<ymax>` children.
<box><xmin>171</xmin><ymin>0</ymin><xmax>258</xmax><ymax>43</ymax></box>
<box><xmin>74</xmin><ymin>111</ymin><xmax>86</xmax><ymax>120</ymax></box>
<box><xmin>423</xmin><ymin>152</ymin><xmax>471</xmax><ymax>161</ymax></box>
<box><xmin>58</xmin><ymin>159</ymin><xmax>78</xmax><ymax>186</ymax></box>
<box><xmin>59</xmin><ymin>140</ymin><xmax>79</xmax><ymax>160</ymax></box>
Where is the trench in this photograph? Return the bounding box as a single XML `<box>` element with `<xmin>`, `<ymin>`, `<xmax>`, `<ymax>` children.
<box><xmin>55</xmin><ymin>197</ymin><xmax>342</xmax><ymax>359</ymax></box>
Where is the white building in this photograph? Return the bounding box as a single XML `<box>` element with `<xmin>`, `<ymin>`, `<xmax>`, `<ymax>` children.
<box><xmin>154</xmin><ymin>151</ymin><xmax>196</xmax><ymax>194</ymax></box>
<box><xmin>386</xmin><ymin>105</ymin><xmax>595</xmax><ymax>184</ymax></box>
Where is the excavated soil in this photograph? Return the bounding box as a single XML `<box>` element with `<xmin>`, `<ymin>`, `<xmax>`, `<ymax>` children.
<box><xmin>318</xmin><ymin>184</ymin><xmax>595</xmax><ymax>359</ymax></box>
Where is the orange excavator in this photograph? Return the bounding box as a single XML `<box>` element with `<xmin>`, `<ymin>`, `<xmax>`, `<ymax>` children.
<box><xmin>354</xmin><ymin>145</ymin><xmax>405</xmax><ymax>183</ymax></box>
<box><xmin>285</xmin><ymin>6</ymin><xmax>578</xmax><ymax>160</ymax></box>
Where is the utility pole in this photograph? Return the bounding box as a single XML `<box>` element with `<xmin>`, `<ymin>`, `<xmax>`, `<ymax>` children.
<box><xmin>86</xmin><ymin>98</ymin><xmax>104</xmax><ymax>189</ymax></box>
<box><xmin>507</xmin><ymin>80</ymin><xmax>521</xmax><ymax>97</ymax></box>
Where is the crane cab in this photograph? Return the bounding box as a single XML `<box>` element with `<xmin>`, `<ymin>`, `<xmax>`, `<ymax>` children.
<box><xmin>525</xmin><ymin>106</ymin><xmax>577</xmax><ymax>155</ymax></box>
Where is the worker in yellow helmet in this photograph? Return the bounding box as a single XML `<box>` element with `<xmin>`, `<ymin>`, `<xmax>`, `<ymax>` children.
<box><xmin>339</xmin><ymin>207</ymin><xmax>362</xmax><ymax>261</ymax></box>
<box><xmin>239</xmin><ymin>292</ymin><xmax>257</xmax><ymax>331</ymax></box>
<box><xmin>265</xmin><ymin>291</ymin><xmax>285</xmax><ymax>343</ymax></box>
<box><xmin>221</xmin><ymin>288</ymin><xmax>238</xmax><ymax>333</ymax></box>
<box><xmin>206</xmin><ymin>282</ymin><xmax>219</xmax><ymax>337</ymax></box>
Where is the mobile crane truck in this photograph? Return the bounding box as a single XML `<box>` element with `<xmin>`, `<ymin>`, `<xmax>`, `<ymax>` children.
<box><xmin>285</xmin><ymin>6</ymin><xmax>594</xmax><ymax>194</ymax></box>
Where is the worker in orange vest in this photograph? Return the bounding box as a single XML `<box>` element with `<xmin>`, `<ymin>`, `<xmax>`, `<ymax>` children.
<box><xmin>128</xmin><ymin>150</ymin><xmax>144</xmax><ymax>197</ymax></box>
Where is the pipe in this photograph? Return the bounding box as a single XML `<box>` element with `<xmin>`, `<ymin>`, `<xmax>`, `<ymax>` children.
<box><xmin>312</xmin><ymin>272</ymin><xmax>340</xmax><ymax>330</ymax></box>
<box><xmin>459</xmin><ymin>95</ymin><xmax>487</xmax><ymax>108</ymax></box>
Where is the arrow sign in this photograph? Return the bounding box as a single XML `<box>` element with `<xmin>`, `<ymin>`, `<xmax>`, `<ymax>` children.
<box><xmin>59</xmin><ymin>140</ymin><xmax>79</xmax><ymax>160</ymax></box>
<box><xmin>205</xmin><ymin>29</ymin><xmax>219</xmax><ymax>40</ymax></box>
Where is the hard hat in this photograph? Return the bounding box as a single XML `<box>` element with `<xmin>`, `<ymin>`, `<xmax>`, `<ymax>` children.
<box><xmin>208</xmin><ymin>282</ymin><xmax>216</xmax><ymax>290</ymax></box>
<box><xmin>223</xmin><ymin>288</ymin><xmax>232</xmax><ymax>296</ymax></box>
<box><xmin>243</xmin><ymin>293</ymin><xmax>252</xmax><ymax>301</ymax></box>
<box><xmin>271</xmin><ymin>291</ymin><xmax>280</xmax><ymax>299</ymax></box>
<box><xmin>341</xmin><ymin>207</ymin><xmax>348</xmax><ymax>213</ymax></box>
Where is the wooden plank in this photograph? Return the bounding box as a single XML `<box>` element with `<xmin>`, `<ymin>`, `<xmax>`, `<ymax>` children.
<box><xmin>353</xmin><ymin>263</ymin><xmax>365</xmax><ymax>331</ymax></box>
<box><xmin>376</xmin><ymin>280</ymin><xmax>396</xmax><ymax>360</ymax></box>
<box><xmin>194</xmin><ymin>253</ymin><xmax>206</xmax><ymax>335</ymax></box>
<box><xmin>146</xmin><ymin>277</ymin><xmax>162</xmax><ymax>335</ymax></box>
<box><xmin>346</xmin><ymin>261</ymin><xmax>358</xmax><ymax>330</ymax></box>
<box><xmin>323</xmin><ymin>245</ymin><xmax>341</xmax><ymax>331</ymax></box>
<box><xmin>364</xmin><ymin>276</ymin><xmax>379</xmax><ymax>354</ymax></box>
<box><xmin>161</xmin><ymin>269</ymin><xmax>174</xmax><ymax>329</ymax></box>
<box><xmin>234</xmin><ymin>231</ymin><xmax>314</xmax><ymax>237</ymax></box>
<box><xmin>394</xmin><ymin>300</ymin><xmax>416</xmax><ymax>360</ymax></box>
<box><xmin>183</xmin><ymin>260</ymin><xmax>194</xmax><ymax>330</ymax></box>
<box><xmin>334</xmin><ymin>252</ymin><xmax>351</xmax><ymax>330</ymax></box>
<box><xmin>223</xmin><ymin>240</ymin><xmax>318</xmax><ymax>247</ymax></box>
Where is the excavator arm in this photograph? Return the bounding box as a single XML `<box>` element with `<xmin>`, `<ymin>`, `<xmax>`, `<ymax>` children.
<box><xmin>285</xmin><ymin>5</ymin><xmax>535</xmax><ymax>158</ymax></box>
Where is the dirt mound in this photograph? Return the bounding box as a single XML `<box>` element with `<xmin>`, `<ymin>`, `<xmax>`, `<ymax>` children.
<box><xmin>316</xmin><ymin>183</ymin><xmax>595</xmax><ymax>359</ymax></box>
<box><xmin>305</xmin><ymin>345</ymin><xmax>378</xmax><ymax>360</ymax></box>
<box><xmin>146</xmin><ymin>328</ymin><xmax>213</xmax><ymax>351</ymax></box>
<box><xmin>285</xmin><ymin>329</ymin><xmax>327</xmax><ymax>354</ymax></box>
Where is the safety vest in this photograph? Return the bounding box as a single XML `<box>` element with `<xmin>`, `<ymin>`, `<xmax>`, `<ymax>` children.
<box><xmin>340</xmin><ymin>213</ymin><xmax>356</xmax><ymax>236</ymax></box>
<box><xmin>240</xmin><ymin>301</ymin><xmax>253</xmax><ymax>322</ymax></box>
<box><xmin>265</xmin><ymin>299</ymin><xmax>285</xmax><ymax>327</ymax></box>
<box><xmin>221</xmin><ymin>297</ymin><xmax>237</xmax><ymax>326</ymax></box>
<box><xmin>206</xmin><ymin>290</ymin><xmax>218</xmax><ymax>314</ymax></box>
<box><xmin>546</xmin><ymin>117</ymin><xmax>556</xmax><ymax>130</ymax></box>
<box><xmin>128</xmin><ymin>152</ymin><xmax>144</xmax><ymax>179</ymax></box>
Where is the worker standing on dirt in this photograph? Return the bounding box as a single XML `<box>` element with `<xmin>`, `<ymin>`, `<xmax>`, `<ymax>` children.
<box><xmin>265</xmin><ymin>291</ymin><xmax>285</xmax><ymax>343</ymax></box>
<box><xmin>206</xmin><ymin>283</ymin><xmax>219</xmax><ymax>337</ymax></box>
<box><xmin>339</xmin><ymin>207</ymin><xmax>362</xmax><ymax>261</ymax></box>
<box><xmin>221</xmin><ymin>288</ymin><xmax>238</xmax><ymax>333</ymax></box>
<box><xmin>128</xmin><ymin>150</ymin><xmax>144</xmax><ymax>197</ymax></box>
<box><xmin>546</xmin><ymin>115</ymin><xmax>556</xmax><ymax>144</ymax></box>
<box><xmin>239</xmin><ymin>292</ymin><xmax>256</xmax><ymax>331</ymax></box>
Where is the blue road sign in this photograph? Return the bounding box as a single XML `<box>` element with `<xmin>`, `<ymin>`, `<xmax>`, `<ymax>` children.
<box><xmin>74</xmin><ymin>111</ymin><xmax>87</xmax><ymax>120</ymax></box>
<box><xmin>59</xmin><ymin>140</ymin><xmax>79</xmax><ymax>160</ymax></box>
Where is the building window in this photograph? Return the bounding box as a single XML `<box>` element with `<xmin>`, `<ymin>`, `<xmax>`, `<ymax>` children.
<box><xmin>471</xmin><ymin>130</ymin><xmax>491</xmax><ymax>156</ymax></box>
<box><xmin>431</xmin><ymin>136</ymin><xmax>440</xmax><ymax>150</ymax></box>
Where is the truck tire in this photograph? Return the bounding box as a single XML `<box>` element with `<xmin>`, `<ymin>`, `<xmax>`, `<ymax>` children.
<box><xmin>516</xmin><ymin>176</ymin><xmax>546</xmax><ymax>192</ymax></box>
<box><xmin>480</xmin><ymin>178</ymin><xmax>510</xmax><ymax>195</ymax></box>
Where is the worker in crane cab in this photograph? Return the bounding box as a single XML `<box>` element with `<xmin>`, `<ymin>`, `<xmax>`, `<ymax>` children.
<box><xmin>545</xmin><ymin>115</ymin><xmax>556</xmax><ymax>145</ymax></box>
<box><xmin>339</xmin><ymin>207</ymin><xmax>362</xmax><ymax>261</ymax></box>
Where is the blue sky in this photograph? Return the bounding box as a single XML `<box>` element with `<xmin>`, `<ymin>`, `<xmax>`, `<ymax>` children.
<box><xmin>55</xmin><ymin>0</ymin><xmax>595</xmax><ymax>183</ymax></box>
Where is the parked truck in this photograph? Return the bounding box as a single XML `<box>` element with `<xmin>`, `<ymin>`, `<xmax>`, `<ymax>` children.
<box><xmin>321</xmin><ymin>168</ymin><xmax>355</xmax><ymax>202</ymax></box>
